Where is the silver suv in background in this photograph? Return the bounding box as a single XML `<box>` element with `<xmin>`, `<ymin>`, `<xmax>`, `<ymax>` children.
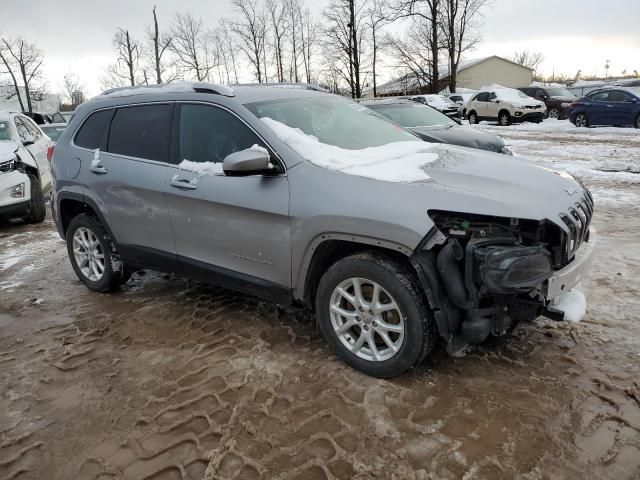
<box><xmin>51</xmin><ymin>83</ymin><xmax>595</xmax><ymax>378</ymax></box>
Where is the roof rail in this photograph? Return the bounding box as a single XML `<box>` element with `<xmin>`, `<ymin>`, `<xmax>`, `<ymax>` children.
<box><xmin>100</xmin><ymin>82</ymin><xmax>235</xmax><ymax>98</ymax></box>
<box><xmin>233</xmin><ymin>82</ymin><xmax>328</xmax><ymax>92</ymax></box>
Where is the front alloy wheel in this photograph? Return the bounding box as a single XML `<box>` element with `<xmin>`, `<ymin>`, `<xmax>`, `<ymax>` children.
<box><xmin>315</xmin><ymin>252</ymin><xmax>437</xmax><ymax>378</ymax></box>
<box><xmin>498</xmin><ymin>112</ymin><xmax>511</xmax><ymax>126</ymax></box>
<box><xmin>329</xmin><ymin>277</ymin><xmax>405</xmax><ymax>362</ymax></box>
<box><xmin>547</xmin><ymin>108</ymin><xmax>560</xmax><ymax>119</ymax></box>
<box><xmin>575</xmin><ymin>113</ymin><xmax>589</xmax><ymax>127</ymax></box>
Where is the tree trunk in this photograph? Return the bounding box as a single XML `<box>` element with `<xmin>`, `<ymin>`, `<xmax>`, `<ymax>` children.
<box><xmin>372</xmin><ymin>26</ymin><xmax>377</xmax><ymax>97</ymax></box>
<box><xmin>153</xmin><ymin>7</ymin><xmax>162</xmax><ymax>84</ymax></box>
<box><xmin>19</xmin><ymin>64</ymin><xmax>33</xmax><ymax>113</ymax></box>
<box><xmin>430</xmin><ymin>1</ymin><xmax>439</xmax><ymax>94</ymax></box>
<box><xmin>0</xmin><ymin>50</ymin><xmax>24</xmax><ymax>111</ymax></box>
<box><xmin>350</xmin><ymin>0</ymin><xmax>361</xmax><ymax>98</ymax></box>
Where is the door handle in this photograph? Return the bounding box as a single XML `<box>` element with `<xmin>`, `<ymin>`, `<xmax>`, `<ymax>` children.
<box><xmin>89</xmin><ymin>161</ymin><xmax>108</xmax><ymax>174</ymax></box>
<box><xmin>170</xmin><ymin>175</ymin><xmax>198</xmax><ymax>190</ymax></box>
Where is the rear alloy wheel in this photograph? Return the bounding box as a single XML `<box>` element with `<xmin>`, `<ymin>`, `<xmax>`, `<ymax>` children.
<box><xmin>498</xmin><ymin>111</ymin><xmax>511</xmax><ymax>126</ymax></box>
<box><xmin>547</xmin><ymin>108</ymin><xmax>560</xmax><ymax>119</ymax></box>
<box><xmin>316</xmin><ymin>252</ymin><xmax>437</xmax><ymax>378</ymax></box>
<box><xmin>468</xmin><ymin>111</ymin><xmax>478</xmax><ymax>124</ymax></box>
<box><xmin>575</xmin><ymin>112</ymin><xmax>589</xmax><ymax>128</ymax></box>
<box><xmin>66</xmin><ymin>214</ymin><xmax>127</xmax><ymax>292</ymax></box>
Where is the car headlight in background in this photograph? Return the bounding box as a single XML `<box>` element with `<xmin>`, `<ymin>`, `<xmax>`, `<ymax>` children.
<box><xmin>561</xmin><ymin>102</ymin><xmax>574</xmax><ymax>108</ymax></box>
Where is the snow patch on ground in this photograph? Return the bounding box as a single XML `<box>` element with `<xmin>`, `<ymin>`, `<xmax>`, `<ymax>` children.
<box><xmin>1</xmin><ymin>250</ymin><xmax>26</xmax><ymax>271</ymax></box>
<box><xmin>261</xmin><ymin>117</ymin><xmax>439</xmax><ymax>182</ymax></box>
<box><xmin>552</xmin><ymin>289</ymin><xmax>587</xmax><ymax>323</ymax></box>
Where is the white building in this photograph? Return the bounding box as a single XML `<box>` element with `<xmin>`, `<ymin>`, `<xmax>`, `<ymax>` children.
<box><xmin>364</xmin><ymin>56</ymin><xmax>534</xmax><ymax>97</ymax></box>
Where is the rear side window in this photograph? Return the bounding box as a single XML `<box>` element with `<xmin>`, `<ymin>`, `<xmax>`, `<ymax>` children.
<box><xmin>475</xmin><ymin>92</ymin><xmax>490</xmax><ymax>102</ymax></box>
<box><xmin>588</xmin><ymin>91</ymin><xmax>609</xmax><ymax>102</ymax></box>
<box><xmin>75</xmin><ymin>109</ymin><xmax>112</xmax><ymax>149</ymax></box>
<box><xmin>107</xmin><ymin>104</ymin><xmax>172</xmax><ymax>161</ymax></box>
<box><xmin>609</xmin><ymin>90</ymin><xmax>631</xmax><ymax>102</ymax></box>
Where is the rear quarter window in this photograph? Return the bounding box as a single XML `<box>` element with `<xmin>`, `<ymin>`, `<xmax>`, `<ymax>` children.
<box><xmin>75</xmin><ymin>109</ymin><xmax>113</xmax><ymax>149</ymax></box>
<box><xmin>107</xmin><ymin>104</ymin><xmax>172</xmax><ymax>161</ymax></box>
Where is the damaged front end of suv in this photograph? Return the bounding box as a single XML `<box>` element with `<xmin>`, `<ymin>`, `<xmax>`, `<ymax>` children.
<box><xmin>411</xmin><ymin>187</ymin><xmax>595</xmax><ymax>350</ymax></box>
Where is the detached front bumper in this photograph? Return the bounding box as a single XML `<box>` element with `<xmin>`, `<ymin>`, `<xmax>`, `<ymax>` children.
<box><xmin>544</xmin><ymin>228</ymin><xmax>596</xmax><ymax>300</ymax></box>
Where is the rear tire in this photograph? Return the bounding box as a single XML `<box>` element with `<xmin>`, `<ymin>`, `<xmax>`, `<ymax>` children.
<box><xmin>635</xmin><ymin>114</ymin><xmax>640</xmax><ymax>129</ymax></box>
<box><xmin>315</xmin><ymin>252</ymin><xmax>437</xmax><ymax>378</ymax></box>
<box><xmin>467</xmin><ymin>111</ymin><xmax>478</xmax><ymax>124</ymax></box>
<box><xmin>66</xmin><ymin>214</ymin><xmax>126</xmax><ymax>293</ymax></box>
<box><xmin>26</xmin><ymin>174</ymin><xmax>46</xmax><ymax>224</ymax></box>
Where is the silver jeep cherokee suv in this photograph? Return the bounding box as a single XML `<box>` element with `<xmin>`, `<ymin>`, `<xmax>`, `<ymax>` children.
<box><xmin>51</xmin><ymin>83</ymin><xmax>595</xmax><ymax>378</ymax></box>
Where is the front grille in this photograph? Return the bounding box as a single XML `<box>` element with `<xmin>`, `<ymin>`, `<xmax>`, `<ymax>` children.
<box><xmin>559</xmin><ymin>190</ymin><xmax>594</xmax><ymax>262</ymax></box>
<box><xmin>524</xmin><ymin>105</ymin><xmax>541</xmax><ymax>110</ymax></box>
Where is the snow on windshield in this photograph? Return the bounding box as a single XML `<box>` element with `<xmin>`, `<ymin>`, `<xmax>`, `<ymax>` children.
<box><xmin>261</xmin><ymin>117</ymin><xmax>439</xmax><ymax>183</ymax></box>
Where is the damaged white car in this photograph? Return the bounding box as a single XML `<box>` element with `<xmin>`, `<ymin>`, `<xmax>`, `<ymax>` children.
<box><xmin>0</xmin><ymin>112</ymin><xmax>51</xmax><ymax>223</ymax></box>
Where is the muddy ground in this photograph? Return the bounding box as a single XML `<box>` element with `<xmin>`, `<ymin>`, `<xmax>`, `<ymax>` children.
<box><xmin>1</xmin><ymin>124</ymin><xmax>640</xmax><ymax>480</ymax></box>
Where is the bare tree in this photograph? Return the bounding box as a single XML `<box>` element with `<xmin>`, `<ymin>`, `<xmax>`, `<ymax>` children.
<box><xmin>266</xmin><ymin>0</ymin><xmax>288</xmax><ymax>82</ymax></box>
<box><xmin>323</xmin><ymin>0</ymin><xmax>369</xmax><ymax>98</ymax></box>
<box><xmin>366</xmin><ymin>0</ymin><xmax>390</xmax><ymax>96</ymax></box>
<box><xmin>232</xmin><ymin>0</ymin><xmax>268</xmax><ymax>83</ymax></box>
<box><xmin>147</xmin><ymin>6</ymin><xmax>174</xmax><ymax>84</ymax></box>
<box><xmin>217</xmin><ymin>19</ymin><xmax>240</xmax><ymax>84</ymax></box>
<box><xmin>299</xmin><ymin>5</ymin><xmax>319</xmax><ymax>84</ymax></box>
<box><xmin>385</xmin><ymin>17</ymin><xmax>436</xmax><ymax>93</ymax></box>
<box><xmin>441</xmin><ymin>0</ymin><xmax>488</xmax><ymax>92</ymax></box>
<box><xmin>286</xmin><ymin>0</ymin><xmax>302</xmax><ymax>82</ymax></box>
<box><xmin>394</xmin><ymin>0</ymin><xmax>441</xmax><ymax>93</ymax></box>
<box><xmin>61</xmin><ymin>72</ymin><xmax>84</xmax><ymax>106</ymax></box>
<box><xmin>170</xmin><ymin>12</ymin><xmax>216</xmax><ymax>81</ymax></box>
<box><xmin>511</xmin><ymin>50</ymin><xmax>544</xmax><ymax>72</ymax></box>
<box><xmin>0</xmin><ymin>37</ymin><xmax>44</xmax><ymax>113</ymax></box>
<box><xmin>105</xmin><ymin>29</ymin><xmax>144</xmax><ymax>88</ymax></box>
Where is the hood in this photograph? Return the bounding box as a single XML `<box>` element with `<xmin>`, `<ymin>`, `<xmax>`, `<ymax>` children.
<box><xmin>414</xmin><ymin>144</ymin><xmax>582</xmax><ymax>219</ymax></box>
<box><xmin>0</xmin><ymin>140</ymin><xmax>19</xmax><ymax>163</ymax></box>
<box><xmin>410</xmin><ymin>125</ymin><xmax>505</xmax><ymax>153</ymax></box>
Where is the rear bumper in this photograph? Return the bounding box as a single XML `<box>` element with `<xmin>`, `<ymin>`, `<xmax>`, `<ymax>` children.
<box><xmin>543</xmin><ymin>228</ymin><xmax>596</xmax><ymax>300</ymax></box>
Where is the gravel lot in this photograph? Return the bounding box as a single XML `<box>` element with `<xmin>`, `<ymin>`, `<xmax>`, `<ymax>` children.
<box><xmin>1</xmin><ymin>120</ymin><xmax>639</xmax><ymax>480</ymax></box>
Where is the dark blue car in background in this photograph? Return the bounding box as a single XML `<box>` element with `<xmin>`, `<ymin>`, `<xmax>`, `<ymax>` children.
<box><xmin>570</xmin><ymin>87</ymin><xmax>640</xmax><ymax>128</ymax></box>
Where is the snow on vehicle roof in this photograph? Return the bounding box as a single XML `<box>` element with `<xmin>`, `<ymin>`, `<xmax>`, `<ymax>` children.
<box><xmin>479</xmin><ymin>84</ymin><xmax>531</xmax><ymax>101</ymax></box>
<box><xmin>261</xmin><ymin>117</ymin><xmax>439</xmax><ymax>183</ymax></box>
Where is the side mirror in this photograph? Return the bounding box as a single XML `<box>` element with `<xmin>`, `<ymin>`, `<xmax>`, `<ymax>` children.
<box><xmin>23</xmin><ymin>134</ymin><xmax>35</xmax><ymax>146</ymax></box>
<box><xmin>223</xmin><ymin>147</ymin><xmax>272</xmax><ymax>176</ymax></box>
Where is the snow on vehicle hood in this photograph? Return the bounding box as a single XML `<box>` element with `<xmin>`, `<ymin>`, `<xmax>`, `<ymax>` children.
<box><xmin>261</xmin><ymin>117</ymin><xmax>439</xmax><ymax>183</ymax></box>
<box><xmin>0</xmin><ymin>140</ymin><xmax>19</xmax><ymax>163</ymax></box>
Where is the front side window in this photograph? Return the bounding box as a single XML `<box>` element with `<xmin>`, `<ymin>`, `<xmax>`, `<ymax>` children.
<box><xmin>475</xmin><ymin>92</ymin><xmax>490</xmax><ymax>102</ymax></box>
<box><xmin>245</xmin><ymin>96</ymin><xmax>416</xmax><ymax>150</ymax></box>
<box><xmin>21</xmin><ymin>117</ymin><xmax>42</xmax><ymax>138</ymax></box>
<box><xmin>75</xmin><ymin>109</ymin><xmax>113</xmax><ymax>149</ymax></box>
<box><xmin>107</xmin><ymin>104</ymin><xmax>172</xmax><ymax>161</ymax></box>
<box><xmin>178</xmin><ymin>104</ymin><xmax>266</xmax><ymax>164</ymax></box>
<box><xmin>14</xmin><ymin>118</ymin><xmax>31</xmax><ymax>141</ymax></box>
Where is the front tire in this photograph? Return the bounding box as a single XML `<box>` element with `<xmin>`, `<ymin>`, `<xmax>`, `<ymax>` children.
<box><xmin>635</xmin><ymin>114</ymin><xmax>640</xmax><ymax>129</ymax></box>
<box><xmin>26</xmin><ymin>174</ymin><xmax>46</xmax><ymax>224</ymax></box>
<box><xmin>467</xmin><ymin>111</ymin><xmax>478</xmax><ymax>124</ymax></box>
<box><xmin>498</xmin><ymin>110</ymin><xmax>511</xmax><ymax>126</ymax></box>
<box><xmin>66</xmin><ymin>214</ymin><xmax>127</xmax><ymax>292</ymax></box>
<box><xmin>547</xmin><ymin>107</ymin><xmax>560</xmax><ymax>119</ymax></box>
<box><xmin>575</xmin><ymin>112</ymin><xmax>589</xmax><ymax>127</ymax></box>
<box><xmin>315</xmin><ymin>252</ymin><xmax>437</xmax><ymax>378</ymax></box>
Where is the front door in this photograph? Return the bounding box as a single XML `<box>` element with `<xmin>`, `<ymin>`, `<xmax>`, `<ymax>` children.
<box><xmin>164</xmin><ymin>103</ymin><xmax>291</xmax><ymax>300</ymax></box>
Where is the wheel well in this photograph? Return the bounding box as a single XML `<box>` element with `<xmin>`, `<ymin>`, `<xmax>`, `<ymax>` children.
<box><xmin>302</xmin><ymin>240</ymin><xmax>416</xmax><ymax>310</ymax></box>
<box><xmin>467</xmin><ymin>110</ymin><xmax>476</xmax><ymax>117</ymax></box>
<box><xmin>59</xmin><ymin>199</ymin><xmax>99</xmax><ymax>236</ymax></box>
<box><xmin>22</xmin><ymin>164</ymin><xmax>39</xmax><ymax>179</ymax></box>
<box><xmin>499</xmin><ymin>109</ymin><xmax>510</xmax><ymax>117</ymax></box>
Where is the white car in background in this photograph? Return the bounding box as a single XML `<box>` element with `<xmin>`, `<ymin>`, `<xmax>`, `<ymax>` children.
<box><xmin>466</xmin><ymin>85</ymin><xmax>546</xmax><ymax>126</ymax></box>
<box><xmin>410</xmin><ymin>94</ymin><xmax>461</xmax><ymax>118</ymax></box>
<box><xmin>0</xmin><ymin>112</ymin><xmax>52</xmax><ymax>223</ymax></box>
<box><xmin>446</xmin><ymin>92</ymin><xmax>477</xmax><ymax>118</ymax></box>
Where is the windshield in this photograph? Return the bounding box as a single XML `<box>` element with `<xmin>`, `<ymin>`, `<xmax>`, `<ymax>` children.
<box><xmin>0</xmin><ymin>121</ymin><xmax>12</xmax><ymax>141</ymax></box>
<box><xmin>368</xmin><ymin>103</ymin><xmax>457</xmax><ymax>129</ymax></box>
<box><xmin>41</xmin><ymin>125</ymin><xmax>66</xmax><ymax>141</ymax></box>
<box><xmin>245</xmin><ymin>96</ymin><xmax>417</xmax><ymax>150</ymax></box>
<box><xmin>545</xmin><ymin>88</ymin><xmax>576</xmax><ymax>97</ymax></box>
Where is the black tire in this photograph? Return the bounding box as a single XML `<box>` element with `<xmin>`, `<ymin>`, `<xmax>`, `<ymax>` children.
<box><xmin>547</xmin><ymin>107</ymin><xmax>560</xmax><ymax>119</ymax></box>
<box><xmin>575</xmin><ymin>112</ymin><xmax>589</xmax><ymax>128</ymax></box>
<box><xmin>66</xmin><ymin>214</ymin><xmax>126</xmax><ymax>292</ymax></box>
<box><xmin>498</xmin><ymin>110</ymin><xmax>511</xmax><ymax>126</ymax></box>
<box><xmin>26</xmin><ymin>174</ymin><xmax>46</xmax><ymax>223</ymax></box>
<box><xmin>315</xmin><ymin>252</ymin><xmax>437</xmax><ymax>378</ymax></box>
<box><xmin>635</xmin><ymin>114</ymin><xmax>640</xmax><ymax>129</ymax></box>
<box><xmin>467</xmin><ymin>111</ymin><xmax>478</xmax><ymax>124</ymax></box>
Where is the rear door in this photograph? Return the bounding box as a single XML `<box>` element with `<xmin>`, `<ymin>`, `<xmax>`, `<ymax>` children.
<box><xmin>164</xmin><ymin>102</ymin><xmax>291</xmax><ymax>298</ymax></box>
<box><xmin>78</xmin><ymin>103</ymin><xmax>178</xmax><ymax>270</ymax></box>
<box><xmin>608</xmin><ymin>90</ymin><xmax>636</xmax><ymax>125</ymax></box>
